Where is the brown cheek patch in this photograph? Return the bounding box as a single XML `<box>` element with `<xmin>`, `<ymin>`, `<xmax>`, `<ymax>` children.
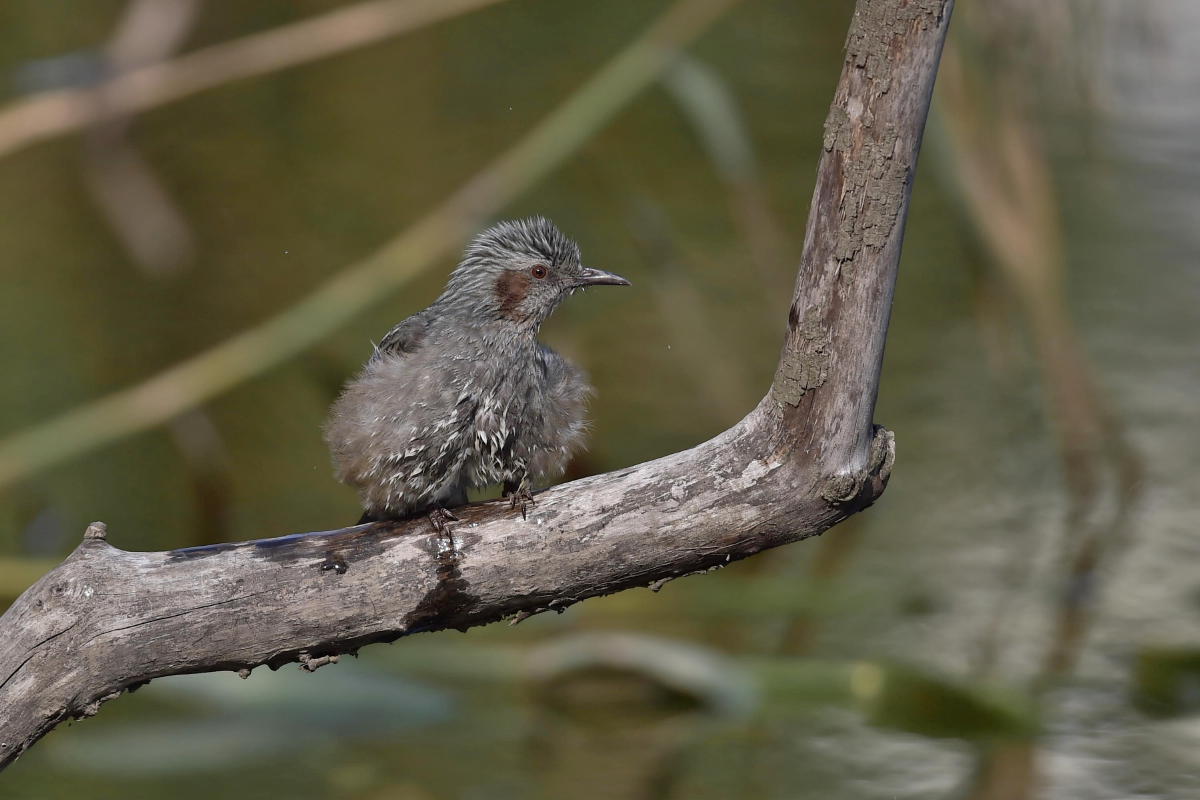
<box><xmin>494</xmin><ymin>270</ymin><xmax>532</xmax><ymax>321</ymax></box>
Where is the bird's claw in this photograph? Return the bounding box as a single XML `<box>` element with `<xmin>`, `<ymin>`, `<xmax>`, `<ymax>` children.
<box><xmin>427</xmin><ymin>507</ymin><xmax>459</xmax><ymax>535</ymax></box>
<box><xmin>506</xmin><ymin>488</ymin><xmax>536</xmax><ymax>521</ymax></box>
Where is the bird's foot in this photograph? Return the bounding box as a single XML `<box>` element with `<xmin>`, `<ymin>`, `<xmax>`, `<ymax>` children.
<box><xmin>506</xmin><ymin>488</ymin><xmax>536</xmax><ymax>521</ymax></box>
<box><xmin>427</xmin><ymin>507</ymin><xmax>460</xmax><ymax>535</ymax></box>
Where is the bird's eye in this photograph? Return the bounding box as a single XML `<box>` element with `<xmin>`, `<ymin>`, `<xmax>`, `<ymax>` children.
<box><xmin>530</xmin><ymin>264</ymin><xmax>549</xmax><ymax>279</ymax></box>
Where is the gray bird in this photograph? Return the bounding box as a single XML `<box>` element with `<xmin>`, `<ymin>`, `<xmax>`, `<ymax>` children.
<box><xmin>325</xmin><ymin>217</ymin><xmax>630</xmax><ymax>525</ymax></box>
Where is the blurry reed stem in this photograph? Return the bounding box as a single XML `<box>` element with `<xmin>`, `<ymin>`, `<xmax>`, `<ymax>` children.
<box><xmin>82</xmin><ymin>0</ymin><xmax>202</xmax><ymax>276</ymax></box>
<box><xmin>966</xmin><ymin>741</ymin><xmax>1037</xmax><ymax>800</ymax></box>
<box><xmin>662</xmin><ymin>56</ymin><xmax>793</xmax><ymax>296</ymax></box>
<box><xmin>937</xmin><ymin>41</ymin><xmax>1142</xmax><ymax>684</ymax></box>
<box><xmin>0</xmin><ymin>0</ymin><xmax>744</xmax><ymax>490</ymax></box>
<box><xmin>938</xmin><ymin>33</ymin><xmax>1142</xmax><ymax>800</ymax></box>
<box><xmin>0</xmin><ymin>0</ymin><xmax>511</xmax><ymax>161</ymax></box>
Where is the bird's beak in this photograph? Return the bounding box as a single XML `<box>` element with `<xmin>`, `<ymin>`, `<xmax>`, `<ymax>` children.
<box><xmin>576</xmin><ymin>267</ymin><xmax>631</xmax><ymax>287</ymax></box>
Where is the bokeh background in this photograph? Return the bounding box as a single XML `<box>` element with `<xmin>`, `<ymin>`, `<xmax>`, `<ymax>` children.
<box><xmin>1</xmin><ymin>1</ymin><xmax>1198</xmax><ymax>798</ymax></box>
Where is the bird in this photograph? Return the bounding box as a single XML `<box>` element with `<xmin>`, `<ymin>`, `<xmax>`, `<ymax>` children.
<box><xmin>324</xmin><ymin>217</ymin><xmax>630</xmax><ymax>528</ymax></box>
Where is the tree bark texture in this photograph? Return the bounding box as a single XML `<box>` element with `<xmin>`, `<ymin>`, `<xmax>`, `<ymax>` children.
<box><xmin>0</xmin><ymin>0</ymin><xmax>952</xmax><ymax>770</ymax></box>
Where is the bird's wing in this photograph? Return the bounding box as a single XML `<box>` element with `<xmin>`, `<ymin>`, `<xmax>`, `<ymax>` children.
<box><xmin>372</xmin><ymin>310</ymin><xmax>432</xmax><ymax>361</ymax></box>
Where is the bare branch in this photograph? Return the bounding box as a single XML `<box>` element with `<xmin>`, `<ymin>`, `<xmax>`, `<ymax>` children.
<box><xmin>82</xmin><ymin>0</ymin><xmax>202</xmax><ymax>275</ymax></box>
<box><xmin>0</xmin><ymin>0</ymin><xmax>953</xmax><ymax>771</ymax></box>
<box><xmin>0</xmin><ymin>0</ymin><xmax>509</xmax><ymax>162</ymax></box>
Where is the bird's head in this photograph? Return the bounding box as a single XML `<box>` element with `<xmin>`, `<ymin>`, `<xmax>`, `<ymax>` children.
<box><xmin>440</xmin><ymin>217</ymin><xmax>629</xmax><ymax>328</ymax></box>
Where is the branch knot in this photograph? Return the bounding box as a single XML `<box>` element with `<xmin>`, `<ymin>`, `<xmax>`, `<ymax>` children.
<box><xmin>82</xmin><ymin>521</ymin><xmax>107</xmax><ymax>541</ymax></box>
<box><xmin>820</xmin><ymin>425</ymin><xmax>895</xmax><ymax>506</ymax></box>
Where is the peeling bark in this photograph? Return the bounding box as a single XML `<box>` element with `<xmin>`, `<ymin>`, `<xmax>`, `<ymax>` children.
<box><xmin>0</xmin><ymin>0</ymin><xmax>952</xmax><ymax>769</ymax></box>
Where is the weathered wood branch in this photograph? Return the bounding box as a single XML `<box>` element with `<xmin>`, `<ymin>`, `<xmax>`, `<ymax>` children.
<box><xmin>0</xmin><ymin>0</ymin><xmax>952</xmax><ymax>770</ymax></box>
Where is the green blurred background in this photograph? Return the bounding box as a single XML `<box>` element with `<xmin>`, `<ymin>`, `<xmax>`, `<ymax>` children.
<box><xmin>1</xmin><ymin>0</ymin><xmax>1198</xmax><ymax>798</ymax></box>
